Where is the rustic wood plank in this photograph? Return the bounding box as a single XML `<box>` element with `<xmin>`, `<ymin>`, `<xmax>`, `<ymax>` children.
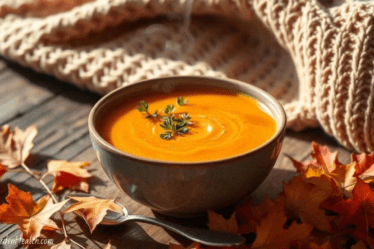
<box><xmin>0</xmin><ymin>57</ymin><xmax>101</xmax><ymax>125</ymax></box>
<box><xmin>0</xmin><ymin>69</ymin><xmax>54</xmax><ymax>124</ymax></box>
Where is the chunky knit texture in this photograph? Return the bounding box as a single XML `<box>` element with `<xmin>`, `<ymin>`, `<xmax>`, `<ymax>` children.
<box><xmin>0</xmin><ymin>0</ymin><xmax>373</xmax><ymax>152</ymax></box>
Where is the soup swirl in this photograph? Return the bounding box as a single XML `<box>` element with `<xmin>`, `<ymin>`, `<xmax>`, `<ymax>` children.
<box><xmin>99</xmin><ymin>88</ymin><xmax>277</xmax><ymax>162</ymax></box>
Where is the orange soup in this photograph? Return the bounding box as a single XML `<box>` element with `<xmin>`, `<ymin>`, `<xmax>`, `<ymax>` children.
<box><xmin>98</xmin><ymin>88</ymin><xmax>277</xmax><ymax>162</ymax></box>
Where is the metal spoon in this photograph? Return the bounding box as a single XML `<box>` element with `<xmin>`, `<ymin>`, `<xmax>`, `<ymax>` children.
<box><xmin>63</xmin><ymin>193</ymin><xmax>245</xmax><ymax>247</ymax></box>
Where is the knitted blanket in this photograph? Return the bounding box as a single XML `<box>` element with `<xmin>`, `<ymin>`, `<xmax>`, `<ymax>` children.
<box><xmin>0</xmin><ymin>0</ymin><xmax>373</xmax><ymax>152</ymax></box>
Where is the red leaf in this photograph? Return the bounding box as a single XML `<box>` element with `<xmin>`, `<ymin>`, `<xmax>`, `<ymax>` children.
<box><xmin>46</xmin><ymin>160</ymin><xmax>91</xmax><ymax>193</ymax></box>
<box><xmin>321</xmin><ymin>178</ymin><xmax>374</xmax><ymax>246</ymax></box>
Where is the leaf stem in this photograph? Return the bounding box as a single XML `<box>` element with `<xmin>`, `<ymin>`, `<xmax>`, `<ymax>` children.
<box><xmin>70</xmin><ymin>238</ymin><xmax>86</xmax><ymax>249</ymax></box>
<box><xmin>7</xmin><ymin>168</ymin><xmax>42</xmax><ymax>176</ymax></box>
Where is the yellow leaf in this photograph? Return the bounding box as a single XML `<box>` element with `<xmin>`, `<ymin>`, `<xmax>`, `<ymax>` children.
<box><xmin>283</xmin><ymin>177</ymin><xmax>332</xmax><ymax>232</ymax></box>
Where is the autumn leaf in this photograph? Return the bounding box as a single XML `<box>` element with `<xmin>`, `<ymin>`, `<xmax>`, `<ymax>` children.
<box><xmin>0</xmin><ymin>125</ymin><xmax>38</xmax><ymax>168</ymax></box>
<box><xmin>286</xmin><ymin>155</ymin><xmax>312</xmax><ymax>173</ymax></box>
<box><xmin>310</xmin><ymin>142</ymin><xmax>339</xmax><ymax>174</ymax></box>
<box><xmin>0</xmin><ymin>163</ymin><xmax>7</xmax><ymax>179</ymax></box>
<box><xmin>331</xmin><ymin>162</ymin><xmax>357</xmax><ymax>197</ymax></box>
<box><xmin>0</xmin><ymin>184</ymin><xmax>67</xmax><ymax>242</ymax></box>
<box><xmin>65</xmin><ymin>196</ymin><xmax>124</xmax><ymax>233</ymax></box>
<box><xmin>289</xmin><ymin>143</ymin><xmax>357</xmax><ymax>197</ymax></box>
<box><xmin>235</xmin><ymin>197</ymin><xmax>275</xmax><ymax>234</ymax></box>
<box><xmin>351</xmin><ymin>152</ymin><xmax>374</xmax><ymax>177</ymax></box>
<box><xmin>51</xmin><ymin>239</ymin><xmax>71</xmax><ymax>249</ymax></box>
<box><xmin>320</xmin><ymin>178</ymin><xmax>374</xmax><ymax>247</ymax></box>
<box><xmin>289</xmin><ymin>142</ymin><xmax>340</xmax><ymax>176</ymax></box>
<box><xmin>303</xmin><ymin>167</ymin><xmax>338</xmax><ymax>194</ymax></box>
<box><xmin>0</xmin><ymin>125</ymin><xmax>11</xmax><ymax>139</ymax></box>
<box><xmin>251</xmin><ymin>202</ymin><xmax>313</xmax><ymax>249</ymax></box>
<box><xmin>282</xmin><ymin>176</ymin><xmax>332</xmax><ymax>232</ymax></box>
<box><xmin>207</xmin><ymin>210</ymin><xmax>238</xmax><ymax>233</ymax></box>
<box><xmin>351</xmin><ymin>152</ymin><xmax>374</xmax><ymax>185</ymax></box>
<box><xmin>103</xmin><ymin>241</ymin><xmax>112</xmax><ymax>249</ymax></box>
<box><xmin>45</xmin><ymin>160</ymin><xmax>92</xmax><ymax>193</ymax></box>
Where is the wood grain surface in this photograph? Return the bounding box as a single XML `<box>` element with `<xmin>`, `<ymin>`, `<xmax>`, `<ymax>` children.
<box><xmin>0</xmin><ymin>57</ymin><xmax>352</xmax><ymax>249</ymax></box>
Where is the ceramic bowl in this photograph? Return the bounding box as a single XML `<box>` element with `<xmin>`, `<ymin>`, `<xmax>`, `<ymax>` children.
<box><xmin>88</xmin><ymin>76</ymin><xmax>286</xmax><ymax>217</ymax></box>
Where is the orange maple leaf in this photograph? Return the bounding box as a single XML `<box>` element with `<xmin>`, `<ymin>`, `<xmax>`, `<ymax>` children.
<box><xmin>289</xmin><ymin>142</ymin><xmax>357</xmax><ymax>197</ymax></box>
<box><xmin>320</xmin><ymin>178</ymin><xmax>374</xmax><ymax>247</ymax></box>
<box><xmin>289</xmin><ymin>142</ymin><xmax>341</xmax><ymax>176</ymax></box>
<box><xmin>351</xmin><ymin>152</ymin><xmax>374</xmax><ymax>177</ymax></box>
<box><xmin>282</xmin><ymin>176</ymin><xmax>332</xmax><ymax>232</ymax></box>
<box><xmin>0</xmin><ymin>125</ymin><xmax>38</xmax><ymax>168</ymax></box>
<box><xmin>251</xmin><ymin>202</ymin><xmax>313</xmax><ymax>249</ymax></box>
<box><xmin>207</xmin><ymin>210</ymin><xmax>238</xmax><ymax>233</ymax></box>
<box><xmin>45</xmin><ymin>160</ymin><xmax>92</xmax><ymax>193</ymax></box>
<box><xmin>235</xmin><ymin>197</ymin><xmax>275</xmax><ymax>234</ymax></box>
<box><xmin>64</xmin><ymin>196</ymin><xmax>123</xmax><ymax>233</ymax></box>
<box><xmin>0</xmin><ymin>184</ymin><xmax>67</xmax><ymax>242</ymax></box>
<box><xmin>310</xmin><ymin>142</ymin><xmax>339</xmax><ymax>174</ymax></box>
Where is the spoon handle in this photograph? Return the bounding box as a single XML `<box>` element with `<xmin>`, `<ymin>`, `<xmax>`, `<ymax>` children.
<box><xmin>125</xmin><ymin>214</ymin><xmax>245</xmax><ymax>247</ymax></box>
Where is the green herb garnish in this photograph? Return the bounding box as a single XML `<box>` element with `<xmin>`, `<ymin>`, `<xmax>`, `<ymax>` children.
<box><xmin>181</xmin><ymin>113</ymin><xmax>191</xmax><ymax>120</ymax></box>
<box><xmin>177</xmin><ymin>96</ymin><xmax>188</xmax><ymax>106</ymax></box>
<box><xmin>137</xmin><ymin>100</ymin><xmax>148</xmax><ymax>112</ymax></box>
<box><xmin>137</xmin><ymin>96</ymin><xmax>193</xmax><ymax>140</ymax></box>
<box><xmin>160</xmin><ymin>116</ymin><xmax>174</xmax><ymax>130</ymax></box>
<box><xmin>137</xmin><ymin>101</ymin><xmax>159</xmax><ymax>118</ymax></box>
<box><xmin>160</xmin><ymin>131</ymin><xmax>173</xmax><ymax>140</ymax></box>
<box><xmin>164</xmin><ymin>105</ymin><xmax>175</xmax><ymax>114</ymax></box>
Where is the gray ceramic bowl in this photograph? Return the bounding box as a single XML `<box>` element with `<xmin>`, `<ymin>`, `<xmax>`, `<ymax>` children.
<box><xmin>88</xmin><ymin>76</ymin><xmax>286</xmax><ymax>217</ymax></box>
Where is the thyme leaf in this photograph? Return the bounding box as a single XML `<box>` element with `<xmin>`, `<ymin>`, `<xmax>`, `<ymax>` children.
<box><xmin>137</xmin><ymin>101</ymin><xmax>148</xmax><ymax>113</ymax></box>
<box><xmin>164</xmin><ymin>105</ymin><xmax>175</xmax><ymax>114</ymax></box>
<box><xmin>137</xmin><ymin>96</ymin><xmax>192</xmax><ymax>140</ymax></box>
<box><xmin>177</xmin><ymin>96</ymin><xmax>188</xmax><ymax>106</ymax></box>
<box><xmin>160</xmin><ymin>131</ymin><xmax>173</xmax><ymax>140</ymax></box>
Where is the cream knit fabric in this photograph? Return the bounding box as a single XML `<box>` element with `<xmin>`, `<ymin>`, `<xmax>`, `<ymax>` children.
<box><xmin>0</xmin><ymin>0</ymin><xmax>373</xmax><ymax>152</ymax></box>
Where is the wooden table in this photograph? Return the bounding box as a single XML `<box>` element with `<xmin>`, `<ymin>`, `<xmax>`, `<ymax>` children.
<box><xmin>0</xmin><ymin>57</ymin><xmax>352</xmax><ymax>249</ymax></box>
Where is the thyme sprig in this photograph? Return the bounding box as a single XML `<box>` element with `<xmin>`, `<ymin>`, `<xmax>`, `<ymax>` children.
<box><xmin>137</xmin><ymin>100</ymin><xmax>159</xmax><ymax>118</ymax></box>
<box><xmin>137</xmin><ymin>96</ymin><xmax>193</xmax><ymax>140</ymax></box>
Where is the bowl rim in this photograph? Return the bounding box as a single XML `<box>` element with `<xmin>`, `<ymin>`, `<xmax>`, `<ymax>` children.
<box><xmin>88</xmin><ymin>76</ymin><xmax>287</xmax><ymax>166</ymax></box>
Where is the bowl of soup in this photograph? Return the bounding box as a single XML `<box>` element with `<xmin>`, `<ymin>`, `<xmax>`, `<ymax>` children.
<box><xmin>88</xmin><ymin>76</ymin><xmax>286</xmax><ymax>217</ymax></box>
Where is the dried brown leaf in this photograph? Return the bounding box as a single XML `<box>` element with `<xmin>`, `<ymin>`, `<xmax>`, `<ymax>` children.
<box><xmin>65</xmin><ymin>196</ymin><xmax>123</xmax><ymax>233</ymax></box>
<box><xmin>0</xmin><ymin>125</ymin><xmax>37</xmax><ymax>168</ymax></box>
